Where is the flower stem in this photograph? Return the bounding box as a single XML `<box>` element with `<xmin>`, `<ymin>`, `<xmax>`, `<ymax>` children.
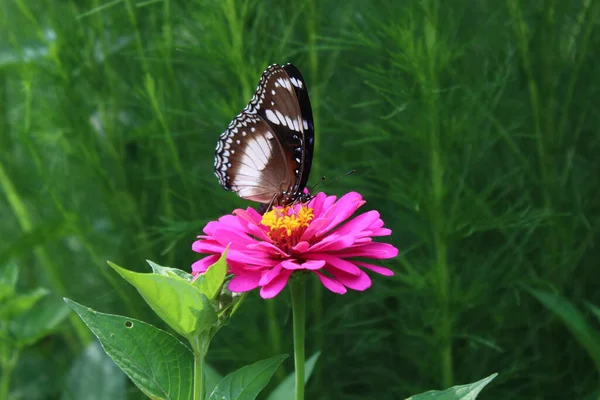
<box><xmin>289</xmin><ymin>277</ymin><xmax>306</xmax><ymax>400</ymax></box>
<box><xmin>0</xmin><ymin>349</ymin><xmax>18</xmax><ymax>400</ymax></box>
<box><xmin>191</xmin><ymin>335</ymin><xmax>208</xmax><ymax>400</ymax></box>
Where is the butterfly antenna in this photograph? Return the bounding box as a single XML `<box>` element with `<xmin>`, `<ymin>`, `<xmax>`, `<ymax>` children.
<box><xmin>309</xmin><ymin>175</ymin><xmax>327</xmax><ymax>192</ymax></box>
<box><xmin>309</xmin><ymin>169</ymin><xmax>355</xmax><ymax>193</ymax></box>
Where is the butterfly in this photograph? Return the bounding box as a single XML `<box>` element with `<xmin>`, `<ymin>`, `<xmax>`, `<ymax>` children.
<box><xmin>214</xmin><ymin>63</ymin><xmax>315</xmax><ymax>211</ymax></box>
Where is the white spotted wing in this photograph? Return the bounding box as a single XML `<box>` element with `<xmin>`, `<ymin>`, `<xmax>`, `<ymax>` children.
<box><xmin>214</xmin><ymin>63</ymin><xmax>314</xmax><ymax>207</ymax></box>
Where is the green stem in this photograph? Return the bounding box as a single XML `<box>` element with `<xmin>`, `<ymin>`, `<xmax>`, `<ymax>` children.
<box><xmin>0</xmin><ymin>161</ymin><xmax>91</xmax><ymax>345</ymax></box>
<box><xmin>267</xmin><ymin>300</ymin><xmax>285</xmax><ymax>380</ymax></box>
<box><xmin>289</xmin><ymin>277</ymin><xmax>306</xmax><ymax>400</ymax></box>
<box><xmin>0</xmin><ymin>350</ymin><xmax>19</xmax><ymax>400</ymax></box>
<box><xmin>192</xmin><ymin>335</ymin><xmax>209</xmax><ymax>400</ymax></box>
<box><xmin>0</xmin><ymin>365</ymin><xmax>12</xmax><ymax>400</ymax></box>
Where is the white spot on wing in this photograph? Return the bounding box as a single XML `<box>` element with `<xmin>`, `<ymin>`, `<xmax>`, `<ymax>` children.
<box><xmin>275</xmin><ymin>110</ymin><xmax>286</xmax><ymax>126</ymax></box>
<box><xmin>290</xmin><ymin>77</ymin><xmax>303</xmax><ymax>88</ymax></box>
<box><xmin>285</xmin><ymin>115</ymin><xmax>294</xmax><ymax>129</ymax></box>
<box><xmin>265</xmin><ymin>109</ymin><xmax>280</xmax><ymax>125</ymax></box>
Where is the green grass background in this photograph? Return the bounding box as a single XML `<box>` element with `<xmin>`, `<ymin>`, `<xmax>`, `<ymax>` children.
<box><xmin>1</xmin><ymin>0</ymin><xmax>600</xmax><ymax>398</ymax></box>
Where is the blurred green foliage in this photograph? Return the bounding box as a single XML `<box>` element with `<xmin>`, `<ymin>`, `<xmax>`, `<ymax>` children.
<box><xmin>1</xmin><ymin>0</ymin><xmax>599</xmax><ymax>398</ymax></box>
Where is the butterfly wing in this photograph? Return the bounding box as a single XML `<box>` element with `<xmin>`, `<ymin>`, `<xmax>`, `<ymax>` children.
<box><xmin>214</xmin><ymin>63</ymin><xmax>314</xmax><ymax>206</ymax></box>
<box><xmin>281</xmin><ymin>63</ymin><xmax>314</xmax><ymax>193</ymax></box>
<box><xmin>214</xmin><ymin>112</ymin><xmax>294</xmax><ymax>204</ymax></box>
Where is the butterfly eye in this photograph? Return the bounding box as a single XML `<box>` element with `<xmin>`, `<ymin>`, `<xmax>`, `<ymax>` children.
<box><xmin>214</xmin><ymin>63</ymin><xmax>315</xmax><ymax>211</ymax></box>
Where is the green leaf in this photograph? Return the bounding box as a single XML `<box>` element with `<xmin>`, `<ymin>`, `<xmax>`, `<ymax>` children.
<box><xmin>0</xmin><ymin>219</ymin><xmax>74</xmax><ymax>271</ymax></box>
<box><xmin>0</xmin><ymin>330</ymin><xmax>16</xmax><ymax>365</ymax></box>
<box><xmin>0</xmin><ymin>263</ymin><xmax>18</xmax><ymax>302</ymax></box>
<box><xmin>65</xmin><ymin>298</ymin><xmax>193</xmax><ymax>400</ymax></box>
<box><xmin>108</xmin><ymin>261</ymin><xmax>217</xmax><ymax>338</ymax></box>
<box><xmin>197</xmin><ymin>245</ymin><xmax>229</xmax><ymax>300</ymax></box>
<box><xmin>586</xmin><ymin>302</ymin><xmax>600</xmax><ymax>324</ymax></box>
<box><xmin>0</xmin><ymin>287</ymin><xmax>49</xmax><ymax>320</ymax></box>
<box><xmin>208</xmin><ymin>354</ymin><xmax>288</xmax><ymax>400</ymax></box>
<box><xmin>205</xmin><ymin>362</ymin><xmax>224</xmax><ymax>396</ymax></box>
<box><xmin>11</xmin><ymin>295</ymin><xmax>71</xmax><ymax>347</ymax></box>
<box><xmin>267</xmin><ymin>352</ymin><xmax>321</xmax><ymax>400</ymax></box>
<box><xmin>528</xmin><ymin>288</ymin><xmax>600</xmax><ymax>372</ymax></box>
<box><xmin>405</xmin><ymin>374</ymin><xmax>497</xmax><ymax>400</ymax></box>
<box><xmin>62</xmin><ymin>341</ymin><xmax>127</xmax><ymax>400</ymax></box>
<box><xmin>147</xmin><ymin>260</ymin><xmax>193</xmax><ymax>281</ymax></box>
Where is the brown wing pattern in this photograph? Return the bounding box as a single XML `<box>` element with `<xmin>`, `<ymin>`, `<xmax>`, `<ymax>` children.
<box><xmin>214</xmin><ymin>63</ymin><xmax>314</xmax><ymax>206</ymax></box>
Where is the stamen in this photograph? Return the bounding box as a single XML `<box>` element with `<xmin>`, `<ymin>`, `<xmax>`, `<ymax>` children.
<box><xmin>260</xmin><ymin>205</ymin><xmax>314</xmax><ymax>251</ymax></box>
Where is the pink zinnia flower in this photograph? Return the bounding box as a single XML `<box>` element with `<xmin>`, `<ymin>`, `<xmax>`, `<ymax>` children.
<box><xmin>191</xmin><ymin>191</ymin><xmax>398</xmax><ymax>298</ymax></box>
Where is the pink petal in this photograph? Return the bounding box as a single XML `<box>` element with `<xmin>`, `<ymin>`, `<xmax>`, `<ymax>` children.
<box><xmin>371</xmin><ymin>228</ymin><xmax>392</xmax><ymax>237</ymax></box>
<box><xmin>260</xmin><ymin>270</ymin><xmax>293</xmax><ymax>298</ymax></box>
<box><xmin>209</xmin><ymin>227</ymin><xmax>256</xmax><ymax>246</ymax></box>
<box><xmin>191</xmin><ymin>254</ymin><xmax>220</xmax><ymax>273</ymax></box>
<box><xmin>301</xmin><ymin>259</ymin><xmax>326</xmax><ymax>270</ymax></box>
<box><xmin>281</xmin><ymin>260</ymin><xmax>303</xmax><ymax>270</ymax></box>
<box><xmin>246</xmin><ymin>223</ymin><xmax>272</xmax><ymax>242</ymax></box>
<box><xmin>367</xmin><ymin>218</ymin><xmax>384</xmax><ymax>230</ymax></box>
<box><xmin>355</xmin><ymin>261</ymin><xmax>395</xmax><ymax>276</ymax></box>
<box><xmin>234</xmin><ymin>207</ymin><xmax>262</xmax><ymax>225</ymax></box>
<box><xmin>326</xmin><ymin>267</ymin><xmax>372</xmax><ymax>291</ymax></box>
<box><xmin>281</xmin><ymin>259</ymin><xmax>324</xmax><ymax>271</ymax></box>
<box><xmin>313</xmin><ymin>271</ymin><xmax>347</xmax><ymax>294</ymax></box>
<box><xmin>259</xmin><ymin>263</ymin><xmax>284</xmax><ymax>285</ymax></box>
<box><xmin>307</xmin><ymin>234</ymin><xmax>355</xmax><ymax>252</ymax></box>
<box><xmin>192</xmin><ymin>240</ymin><xmax>228</xmax><ymax>254</ymax></box>
<box><xmin>308</xmin><ymin>192</ymin><xmax>331</xmax><ymax>217</ymax></box>
<box><xmin>301</xmin><ymin>217</ymin><xmax>331</xmax><ymax>241</ymax></box>
<box><xmin>336</xmin><ymin>243</ymin><xmax>399</xmax><ymax>259</ymax></box>
<box><xmin>317</xmin><ymin>192</ymin><xmax>366</xmax><ymax>236</ymax></box>
<box><xmin>306</xmin><ymin>254</ymin><xmax>361</xmax><ymax>275</ymax></box>
<box><xmin>333</xmin><ymin>210</ymin><xmax>381</xmax><ymax>236</ymax></box>
<box><xmin>225</xmin><ymin>249</ymin><xmax>279</xmax><ymax>266</ymax></box>
<box><xmin>204</xmin><ymin>216</ymin><xmax>242</xmax><ymax>235</ymax></box>
<box><xmin>292</xmin><ymin>241</ymin><xmax>310</xmax><ymax>252</ymax></box>
<box><xmin>228</xmin><ymin>272</ymin><xmax>261</xmax><ymax>292</ymax></box>
<box><xmin>248</xmin><ymin>241</ymin><xmax>289</xmax><ymax>257</ymax></box>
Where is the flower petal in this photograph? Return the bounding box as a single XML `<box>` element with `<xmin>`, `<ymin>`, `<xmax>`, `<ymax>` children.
<box><xmin>260</xmin><ymin>270</ymin><xmax>293</xmax><ymax>299</ymax></box>
<box><xmin>316</xmin><ymin>192</ymin><xmax>366</xmax><ymax>236</ymax></box>
<box><xmin>248</xmin><ymin>241</ymin><xmax>289</xmax><ymax>257</ymax></box>
<box><xmin>371</xmin><ymin>228</ymin><xmax>392</xmax><ymax>237</ymax></box>
<box><xmin>209</xmin><ymin>227</ymin><xmax>257</xmax><ymax>247</ymax></box>
<box><xmin>301</xmin><ymin>217</ymin><xmax>331</xmax><ymax>241</ymax></box>
<box><xmin>355</xmin><ymin>261</ymin><xmax>395</xmax><ymax>276</ymax></box>
<box><xmin>306</xmin><ymin>254</ymin><xmax>361</xmax><ymax>275</ymax></box>
<box><xmin>326</xmin><ymin>267</ymin><xmax>372</xmax><ymax>291</ymax></box>
<box><xmin>307</xmin><ymin>234</ymin><xmax>355</xmax><ymax>252</ymax></box>
<box><xmin>234</xmin><ymin>207</ymin><xmax>262</xmax><ymax>225</ymax></box>
<box><xmin>333</xmin><ymin>210</ymin><xmax>381</xmax><ymax>236</ymax></box>
<box><xmin>308</xmin><ymin>192</ymin><xmax>332</xmax><ymax>217</ymax></box>
<box><xmin>301</xmin><ymin>259</ymin><xmax>326</xmax><ymax>270</ymax></box>
<box><xmin>292</xmin><ymin>241</ymin><xmax>310</xmax><ymax>252</ymax></box>
<box><xmin>191</xmin><ymin>254</ymin><xmax>220</xmax><ymax>274</ymax></box>
<box><xmin>336</xmin><ymin>243</ymin><xmax>399</xmax><ymax>259</ymax></box>
<box><xmin>226</xmin><ymin>249</ymin><xmax>279</xmax><ymax>266</ymax></box>
<box><xmin>313</xmin><ymin>271</ymin><xmax>347</xmax><ymax>294</ymax></box>
<box><xmin>258</xmin><ymin>263</ymin><xmax>283</xmax><ymax>286</ymax></box>
<box><xmin>281</xmin><ymin>259</ymin><xmax>303</xmax><ymax>270</ymax></box>
<box><xmin>228</xmin><ymin>272</ymin><xmax>261</xmax><ymax>292</ymax></box>
<box><xmin>246</xmin><ymin>223</ymin><xmax>272</xmax><ymax>242</ymax></box>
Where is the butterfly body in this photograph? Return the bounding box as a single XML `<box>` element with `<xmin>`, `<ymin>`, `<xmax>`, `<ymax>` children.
<box><xmin>214</xmin><ymin>63</ymin><xmax>314</xmax><ymax>210</ymax></box>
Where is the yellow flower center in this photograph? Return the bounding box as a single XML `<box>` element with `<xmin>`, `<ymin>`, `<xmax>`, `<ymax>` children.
<box><xmin>260</xmin><ymin>205</ymin><xmax>314</xmax><ymax>251</ymax></box>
